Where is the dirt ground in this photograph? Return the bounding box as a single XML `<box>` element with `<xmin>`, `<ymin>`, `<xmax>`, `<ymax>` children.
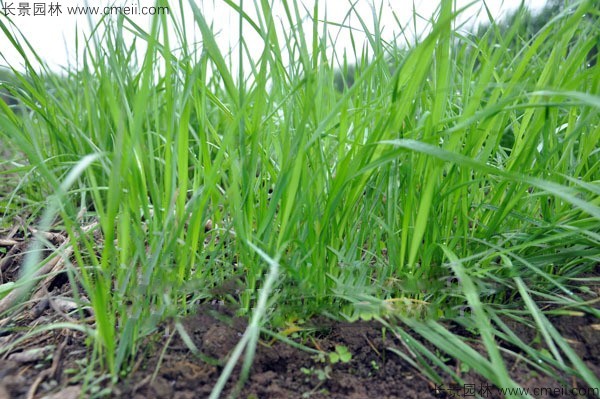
<box><xmin>1</xmin><ymin>232</ymin><xmax>599</xmax><ymax>399</ymax></box>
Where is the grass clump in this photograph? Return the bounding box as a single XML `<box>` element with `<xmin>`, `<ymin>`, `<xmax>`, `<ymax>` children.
<box><xmin>0</xmin><ymin>0</ymin><xmax>599</xmax><ymax>394</ymax></box>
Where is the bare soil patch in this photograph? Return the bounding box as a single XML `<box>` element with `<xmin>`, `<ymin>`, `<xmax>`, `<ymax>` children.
<box><xmin>1</xmin><ymin>231</ymin><xmax>598</xmax><ymax>399</ymax></box>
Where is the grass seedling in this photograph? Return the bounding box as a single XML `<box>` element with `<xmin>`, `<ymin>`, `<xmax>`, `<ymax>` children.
<box><xmin>0</xmin><ymin>0</ymin><xmax>598</xmax><ymax>396</ymax></box>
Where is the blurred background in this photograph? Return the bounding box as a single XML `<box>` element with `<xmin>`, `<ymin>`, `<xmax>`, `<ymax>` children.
<box><xmin>1</xmin><ymin>0</ymin><xmax>550</xmax><ymax>72</ymax></box>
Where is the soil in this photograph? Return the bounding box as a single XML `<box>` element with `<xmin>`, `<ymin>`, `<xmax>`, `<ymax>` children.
<box><xmin>1</xmin><ymin>232</ymin><xmax>599</xmax><ymax>399</ymax></box>
<box><xmin>113</xmin><ymin>305</ymin><xmax>438</xmax><ymax>399</ymax></box>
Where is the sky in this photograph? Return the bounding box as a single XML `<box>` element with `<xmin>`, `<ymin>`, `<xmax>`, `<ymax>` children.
<box><xmin>0</xmin><ymin>0</ymin><xmax>549</xmax><ymax>72</ymax></box>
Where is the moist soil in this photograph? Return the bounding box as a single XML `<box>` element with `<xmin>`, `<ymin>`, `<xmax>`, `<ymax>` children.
<box><xmin>0</xmin><ymin>233</ymin><xmax>599</xmax><ymax>399</ymax></box>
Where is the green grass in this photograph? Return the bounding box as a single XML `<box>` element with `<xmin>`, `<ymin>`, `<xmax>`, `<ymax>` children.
<box><xmin>1</xmin><ymin>0</ymin><xmax>599</xmax><ymax>396</ymax></box>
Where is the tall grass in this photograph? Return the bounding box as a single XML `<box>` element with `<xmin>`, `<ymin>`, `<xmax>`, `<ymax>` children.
<box><xmin>1</xmin><ymin>0</ymin><xmax>599</xmax><ymax>394</ymax></box>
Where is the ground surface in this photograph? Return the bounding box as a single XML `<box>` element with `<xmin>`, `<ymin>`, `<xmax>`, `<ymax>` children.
<box><xmin>0</xmin><ymin>233</ymin><xmax>599</xmax><ymax>399</ymax></box>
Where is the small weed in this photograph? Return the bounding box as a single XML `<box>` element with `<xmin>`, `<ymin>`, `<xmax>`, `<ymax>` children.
<box><xmin>301</xmin><ymin>365</ymin><xmax>332</xmax><ymax>382</ymax></box>
<box><xmin>459</xmin><ymin>362</ymin><xmax>470</xmax><ymax>374</ymax></box>
<box><xmin>329</xmin><ymin>345</ymin><xmax>352</xmax><ymax>364</ymax></box>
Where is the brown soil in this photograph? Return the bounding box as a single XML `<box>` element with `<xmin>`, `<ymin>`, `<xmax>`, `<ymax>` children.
<box><xmin>114</xmin><ymin>305</ymin><xmax>438</xmax><ymax>399</ymax></box>
<box><xmin>2</xmin><ymin>298</ymin><xmax>599</xmax><ymax>399</ymax></box>
<box><xmin>1</xmin><ymin>231</ymin><xmax>599</xmax><ymax>399</ymax></box>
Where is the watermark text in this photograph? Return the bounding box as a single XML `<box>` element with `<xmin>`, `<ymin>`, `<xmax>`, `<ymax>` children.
<box><xmin>2</xmin><ymin>2</ymin><xmax>169</xmax><ymax>17</ymax></box>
